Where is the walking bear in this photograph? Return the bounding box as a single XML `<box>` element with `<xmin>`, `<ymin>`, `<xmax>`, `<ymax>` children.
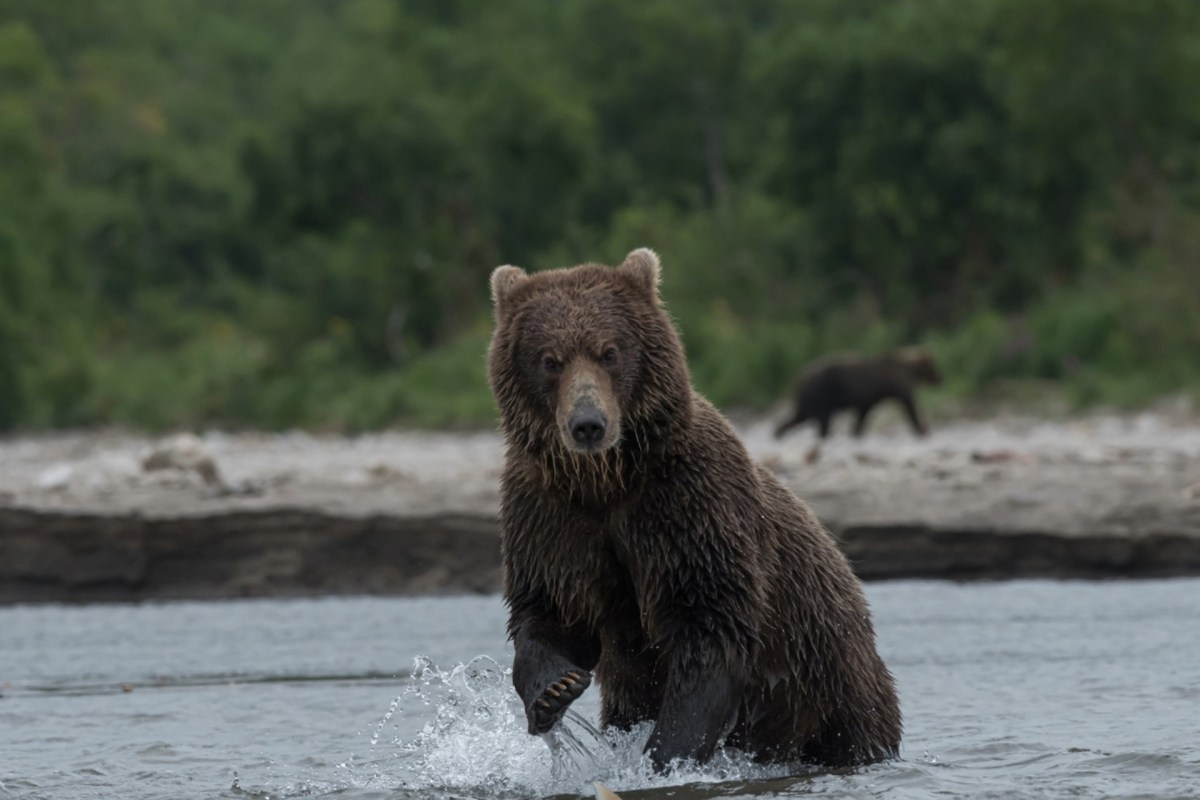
<box><xmin>487</xmin><ymin>249</ymin><xmax>901</xmax><ymax>771</ymax></box>
<box><xmin>774</xmin><ymin>350</ymin><xmax>942</xmax><ymax>440</ymax></box>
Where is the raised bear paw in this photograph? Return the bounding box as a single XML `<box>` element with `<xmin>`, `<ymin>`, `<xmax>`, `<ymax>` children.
<box><xmin>530</xmin><ymin>669</ymin><xmax>591</xmax><ymax>734</ymax></box>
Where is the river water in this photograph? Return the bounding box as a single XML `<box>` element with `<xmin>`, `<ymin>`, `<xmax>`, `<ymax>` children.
<box><xmin>1</xmin><ymin>580</ymin><xmax>1197</xmax><ymax>800</ymax></box>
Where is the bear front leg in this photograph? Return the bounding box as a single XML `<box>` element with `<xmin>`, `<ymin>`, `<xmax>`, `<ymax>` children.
<box><xmin>512</xmin><ymin>628</ymin><xmax>597</xmax><ymax>735</ymax></box>
<box><xmin>897</xmin><ymin>390</ymin><xmax>927</xmax><ymax>436</ymax></box>
<box><xmin>644</xmin><ymin>644</ymin><xmax>743</xmax><ymax>771</ymax></box>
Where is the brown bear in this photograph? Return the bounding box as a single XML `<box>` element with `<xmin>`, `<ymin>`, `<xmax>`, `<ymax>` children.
<box><xmin>774</xmin><ymin>349</ymin><xmax>942</xmax><ymax>440</ymax></box>
<box><xmin>487</xmin><ymin>249</ymin><xmax>901</xmax><ymax>772</ymax></box>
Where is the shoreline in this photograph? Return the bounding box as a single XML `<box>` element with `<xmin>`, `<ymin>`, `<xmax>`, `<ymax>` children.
<box><xmin>2</xmin><ymin>413</ymin><xmax>1198</xmax><ymax>603</ymax></box>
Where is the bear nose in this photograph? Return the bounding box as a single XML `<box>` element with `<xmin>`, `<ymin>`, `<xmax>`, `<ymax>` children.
<box><xmin>570</xmin><ymin>408</ymin><xmax>608</xmax><ymax>447</ymax></box>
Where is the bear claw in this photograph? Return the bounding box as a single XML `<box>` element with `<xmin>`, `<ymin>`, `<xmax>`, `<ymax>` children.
<box><xmin>530</xmin><ymin>669</ymin><xmax>592</xmax><ymax>733</ymax></box>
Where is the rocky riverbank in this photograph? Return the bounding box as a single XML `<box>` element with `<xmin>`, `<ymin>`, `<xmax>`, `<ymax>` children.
<box><xmin>2</xmin><ymin>412</ymin><xmax>1198</xmax><ymax>603</ymax></box>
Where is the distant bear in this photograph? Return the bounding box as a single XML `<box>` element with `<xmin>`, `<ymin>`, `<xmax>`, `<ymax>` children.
<box><xmin>774</xmin><ymin>349</ymin><xmax>942</xmax><ymax>440</ymax></box>
<box><xmin>487</xmin><ymin>249</ymin><xmax>901</xmax><ymax>771</ymax></box>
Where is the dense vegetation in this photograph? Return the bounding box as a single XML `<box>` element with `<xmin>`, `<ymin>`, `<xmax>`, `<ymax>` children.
<box><xmin>1</xmin><ymin>0</ymin><xmax>1198</xmax><ymax>431</ymax></box>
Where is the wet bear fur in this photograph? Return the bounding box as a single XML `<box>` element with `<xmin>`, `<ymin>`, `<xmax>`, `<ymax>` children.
<box><xmin>774</xmin><ymin>349</ymin><xmax>942</xmax><ymax>440</ymax></box>
<box><xmin>487</xmin><ymin>249</ymin><xmax>901</xmax><ymax>771</ymax></box>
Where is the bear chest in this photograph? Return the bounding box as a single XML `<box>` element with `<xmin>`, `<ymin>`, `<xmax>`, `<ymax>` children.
<box><xmin>541</xmin><ymin>514</ymin><xmax>650</xmax><ymax>636</ymax></box>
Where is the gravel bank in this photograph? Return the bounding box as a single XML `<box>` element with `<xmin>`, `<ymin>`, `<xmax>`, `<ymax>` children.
<box><xmin>2</xmin><ymin>412</ymin><xmax>1198</xmax><ymax>603</ymax></box>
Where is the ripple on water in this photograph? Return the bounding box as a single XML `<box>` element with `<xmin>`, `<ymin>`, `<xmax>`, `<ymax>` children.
<box><xmin>4</xmin><ymin>584</ymin><xmax>1200</xmax><ymax>800</ymax></box>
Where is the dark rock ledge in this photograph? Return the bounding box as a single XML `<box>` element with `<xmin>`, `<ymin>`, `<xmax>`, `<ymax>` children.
<box><xmin>2</xmin><ymin>420</ymin><xmax>1198</xmax><ymax>604</ymax></box>
<box><xmin>2</xmin><ymin>509</ymin><xmax>1198</xmax><ymax>605</ymax></box>
<box><xmin>0</xmin><ymin>508</ymin><xmax>502</xmax><ymax>604</ymax></box>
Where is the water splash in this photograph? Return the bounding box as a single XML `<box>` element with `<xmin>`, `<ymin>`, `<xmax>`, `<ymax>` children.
<box><xmin>352</xmin><ymin>654</ymin><xmax>800</xmax><ymax>798</ymax></box>
<box><xmin>400</xmin><ymin>654</ymin><xmax>563</xmax><ymax>795</ymax></box>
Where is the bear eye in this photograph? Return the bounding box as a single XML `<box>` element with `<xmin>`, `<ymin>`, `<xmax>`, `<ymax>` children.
<box><xmin>600</xmin><ymin>347</ymin><xmax>618</xmax><ymax>365</ymax></box>
<box><xmin>542</xmin><ymin>355</ymin><xmax>563</xmax><ymax>374</ymax></box>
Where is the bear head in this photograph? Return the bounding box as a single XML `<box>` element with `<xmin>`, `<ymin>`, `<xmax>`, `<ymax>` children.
<box><xmin>898</xmin><ymin>347</ymin><xmax>943</xmax><ymax>386</ymax></box>
<box><xmin>487</xmin><ymin>249</ymin><xmax>692</xmax><ymax>470</ymax></box>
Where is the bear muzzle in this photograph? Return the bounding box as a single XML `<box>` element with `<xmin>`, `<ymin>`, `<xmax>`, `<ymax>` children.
<box><xmin>569</xmin><ymin>405</ymin><xmax>608</xmax><ymax>448</ymax></box>
<box><xmin>557</xmin><ymin>366</ymin><xmax>620</xmax><ymax>454</ymax></box>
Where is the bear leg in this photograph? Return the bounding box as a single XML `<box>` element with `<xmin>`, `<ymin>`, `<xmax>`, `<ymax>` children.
<box><xmin>773</xmin><ymin>408</ymin><xmax>808</xmax><ymax>440</ymax></box>
<box><xmin>597</xmin><ymin>652</ymin><xmax>664</xmax><ymax>731</ymax></box>
<box><xmin>853</xmin><ymin>402</ymin><xmax>878</xmax><ymax>437</ymax></box>
<box><xmin>644</xmin><ymin>649</ymin><xmax>743</xmax><ymax>771</ymax></box>
<box><xmin>896</xmin><ymin>391</ymin><xmax>927</xmax><ymax>436</ymax></box>
<box><xmin>512</xmin><ymin>632</ymin><xmax>594</xmax><ymax>735</ymax></box>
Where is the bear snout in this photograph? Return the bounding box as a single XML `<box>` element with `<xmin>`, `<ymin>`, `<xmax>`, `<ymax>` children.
<box><xmin>569</xmin><ymin>405</ymin><xmax>608</xmax><ymax>448</ymax></box>
<box><xmin>556</xmin><ymin>365</ymin><xmax>620</xmax><ymax>453</ymax></box>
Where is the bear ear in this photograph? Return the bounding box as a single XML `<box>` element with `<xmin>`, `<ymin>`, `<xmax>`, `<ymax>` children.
<box><xmin>490</xmin><ymin>265</ymin><xmax>528</xmax><ymax>319</ymax></box>
<box><xmin>618</xmin><ymin>248</ymin><xmax>661</xmax><ymax>301</ymax></box>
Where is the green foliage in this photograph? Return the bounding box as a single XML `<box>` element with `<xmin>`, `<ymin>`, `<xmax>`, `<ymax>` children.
<box><xmin>0</xmin><ymin>0</ymin><xmax>1198</xmax><ymax>431</ymax></box>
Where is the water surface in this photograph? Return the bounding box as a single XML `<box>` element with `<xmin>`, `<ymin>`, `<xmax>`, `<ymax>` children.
<box><xmin>1</xmin><ymin>581</ymin><xmax>1197</xmax><ymax>799</ymax></box>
